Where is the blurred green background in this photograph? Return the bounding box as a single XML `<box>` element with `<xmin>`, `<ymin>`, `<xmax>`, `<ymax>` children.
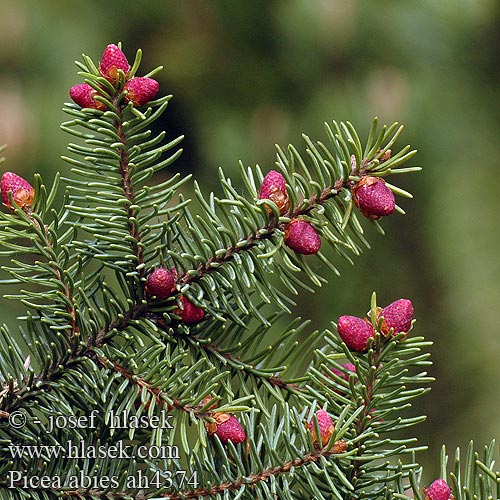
<box><xmin>1</xmin><ymin>0</ymin><xmax>500</xmax><ymax>480</ymax></box>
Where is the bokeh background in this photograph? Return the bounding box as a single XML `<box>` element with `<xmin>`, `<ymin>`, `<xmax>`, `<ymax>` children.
<box><xmin>1</xmin><ymin>0</ymin><xmax>500</xmax><ymax>481</ymax></box>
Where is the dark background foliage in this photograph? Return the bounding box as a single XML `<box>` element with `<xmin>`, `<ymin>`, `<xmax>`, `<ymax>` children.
<box><xmin>1</xmin><ymin>0</ymin><xmax>500</xmax><ymax>480</ymax></box>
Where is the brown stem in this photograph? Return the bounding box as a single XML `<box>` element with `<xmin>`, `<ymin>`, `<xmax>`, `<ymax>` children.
<box><xmin>0</xmin><ymin>149</ymin><xmax>353</xmax><ymax>415</ymax></box>
<box><xmin>5</xmin><ymin>441</ymin><xmax>347</xmax><ymax>499</ymax></box>
<box><xmin>163</xmin><ymin>441</ymin><xmax>347</xmax><ymax>499</ymax></box>
<box><xmin>114</xmin><ymin>101</ymin><xmax>146</xmax><ymax>284</ymax></box>
<box><xmin>1</xmin><ymin>95</ymin><xmax>150</xmax><ymax>409</ymax></box>
<box><xmin>349</xmin><ymin>347</ymin><xmax>383</xmax><ymax>496</ymax></box>
<box><xmin>177</xmin><ymin>181</ymin><xmax>349</xmax><ymax>288</ymax></box>
<box><xmin>38</xmin><ymin>219</ymin><xmax>81</xmax><ymax>339</ymax></box>
<box><xmin>98</xmin><ymin>355</ymin><xmax>198</xmax><ymax>417</ymax></box>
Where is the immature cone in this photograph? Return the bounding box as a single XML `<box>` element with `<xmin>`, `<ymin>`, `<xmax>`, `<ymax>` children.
<box><xmin>206</xmin><ymin>413</ymin><xmax>246</xmax><ymax>445</ymax></box>
<box><xmin>258</xmin><ymin>170</ymin><xmax>290</xmax><ymax>214</ymax></box>
<box><xmin>379</xmin><ymin>298</ymin><xmax>414</xmax><ymax>335</ymax></box>
<box><xmin>337</xmin><ymin>315</ymin><xmax>375</xmax><ymax>352</ymax></box>
<box><xmin>99</xmin><ymin>43</ymin><xmax>130</xmax><ymax>82</ymax></box>
<box><xmin>69</xmin><ymin>83</ymin><xmax>106</xmax><ymax>110</ymax></box>
<box><xmin>424</xmin><ymin>479</ymin><xmax>452</xmax><ymax>500</ymax></box>
<box><xmin>308</xmin><ymin>409</ymin><xmax>335</xmax><ymax>446</ymax></box>
<box><xmin>124</xmin><ymin>77</ymin><xmax>160</xmax><ymax>106</ymax></box>
<box><xmin>284</xmin><ymin>219</ymin><xmax>321</xmax><ymax>255</ymax></box>
<box><xmin>174</xmin><ymin>295</ymin><xmax>205</xmax><ymax>324</ymax></box>
<box><xmin>331</xmin><ymin>363</ymin><xmax>356</xmax><ymax>382</ymax></box>
<box><xmin>1</xmin><ymin>172</ymin><xmax>35</xmax><ymax>210</ymax></box>
<box><xmin>352</xmin><ymin>176</ymin><xmax>395</xmax><ymax>220</ymax></box>
<box><xmin>145</xmin><ymin>268</ymin><xmax>175</xmax><ymax>299</ymax></box>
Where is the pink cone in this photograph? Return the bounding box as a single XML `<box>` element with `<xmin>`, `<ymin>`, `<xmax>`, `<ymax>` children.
<box><xmin>208</xmin><ymin>413</ymin><xmax>246</xmax><ymax>445</ymax></box>
<box><xmin>352</xmin><ymin>176</ymin><xmax>395</xmax><ymax>220</ymax></box>
<box><xmin>99</xmin><ymin>43</ymin><xmax>130</xmax><ymax>81</ymax></box>
<box><xmin>124</xmin><ymin>77</ymin><xmax>159</xmax><ymax>106</ymax></box>
<box><xmin>424</xmin><ymin>479</ymin><xmax>452</xmax><ymax>500</ymax></box>
<box><xmin>1</xmin><ymin>172</ymin><xmax>35</xmax><ymax>210</ymax></box>
<box><xmin>175</xmin><ymin>295</ymin><xmax>205</xmax><ymax>324</ymax></box>
<box><xmin>337</xmin><ymin>315</ymin><xmax>375</xmax><ymax>352</ymax></box>
<box><xmin>379</xmin><ymin>298</ymin><xmax>414</xmax><ymax>335</ymax></box>
<box><xmin>145</xmin><ymin>268</ymin><xmax>176</xmax><ymax>299</ymax></box>
<box><xmin>258</xmin><ymin>170</ymin><xmax>289</xmax><ymax>214</ymax></box>
<box><xmin>308</xmin><ymin>409</ymin><xmax>335</xmax><ymax>446</ymax></box>
<box><xmin>284</xmin><ymin>219</ymin><xmax>321</xmax><ymax>255</ymax></box>
<box><xmin>331</xmin><ymin>363</ymin><xmax>356</xmax><ymax>382</ymax></box>
<box><xmin>69</xmin><ymin>83</ymin><xmax>106</xmax><ymax>110</ymax></box>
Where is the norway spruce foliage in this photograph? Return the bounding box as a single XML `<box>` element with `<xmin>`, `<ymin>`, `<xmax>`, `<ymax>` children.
<box><xmin>0</xmin><ymin>43</ymin><xmax>497</xmax><ymax>500</ymax></box>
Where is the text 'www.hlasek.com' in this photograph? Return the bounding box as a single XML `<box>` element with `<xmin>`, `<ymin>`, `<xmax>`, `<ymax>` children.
<box><xmin>6</xmin><ymin>408</ymin><xmax>199</xmax><ymax>490</ymax></box>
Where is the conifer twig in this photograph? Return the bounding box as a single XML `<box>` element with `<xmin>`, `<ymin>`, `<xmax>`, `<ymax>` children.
<box><xmin>162</xmin><ymin>441</ymin><xmax>348</xmax><ymax>499</ymax></box>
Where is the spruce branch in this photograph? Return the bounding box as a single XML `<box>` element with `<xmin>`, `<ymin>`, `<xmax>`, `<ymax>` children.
<box><xmin>0</xmin><ymin>43</ymin><xmax>435</xmax><ymax>500</ymax></box>
<box><xmin>164</xmin><ymin>119</ymin><xmax>417</xmax><ymax>327</ymax></box>
<box><xmin>25</xmin><ymin>442</ymin><xmax>348</xmax><ymax>500</ymax></box>
<box><xmin>0</xmin><ymin>284</ymin><xmax>140</xmax><ymax>410</ymax></box>
<box><xmin>97</xmin><ymin>354</ymin><xmax>214</xmax><ymax>420</ymax></box>
<box><xmin>400</xmin><ymin>440</ymin><xmax>500</xmax><ymax>500</ymax></box>
<box><xmin>1</xmin><ymin>285</ymin><xmax>306</xmax><ymax>420</ymax></box>
<box><xmin>0</xmin><ymin>175</ymin><xmax>88</xmax><ymax>412</ymax></box>
<box><xmin>158</xmin><ymin>318</ymin><xmax>304</xmax><ymax>394</ymax></box>
<box><xmin>303</xmin><ymin>294</ymin><xmax>433</xmax><ymax>498</ymax></box>
<box><xmin>162</xmin><ymin>441</ymin><xmax>349</xmax><ymax>500</ymax></box>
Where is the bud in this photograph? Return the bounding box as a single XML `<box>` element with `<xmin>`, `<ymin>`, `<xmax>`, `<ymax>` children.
<box><xmin>145</xmin><ymin>268</ymin><xmax>175</xmax><ymax>299</ymax></box>
<box><xmin>258</xmin><ymin>170</ymin><xmax>289</xmax><ymax>214</ymax></box>
<box><xmin>308</xmin><ymin>409</ymin><xmax>335</xmax><ymax>446</ymax></box>
<box><xmin>69</xmin><ymin>83</ymin><xmax>106</xmax><ymax>110</ymax></box>
<box><xmin>337</xmin><ymin>315</ymin><xmax>375</xmax><ymax>352</ymax></box>
<box><xmin>424</xmin><ymin>479</ymin><xmax>452</xmax><ymax>500</ymax></box>
<box><xmin>174</xmin><ymin>295</ymin><xmax>205</xmax><ymax>324</ymax></box>
<box><xmin>352</xmin><ymin>176</ymin><xmax>395</xmax><ymax>220</ymax></box>
<box><xmin>284</xmin><ymin>219</ymin><xmax>321</xmax><ymax>255</ymax></box>
<box><xmin>206</xmin><ymin>412</ymin><xmax>246</xmax><ymax>445</ymax></box>
<box><xmin>1</xmin><ymin>172</ymin><xmax>35</xmax><ymax>210</ymax></box>
<box><xmin>124</xmin><ymin>77</ymin><xmax>160</xmax><ymax>106</ymax></box>
<box><xmin>196</xmin><ymin>395</ymin><xmax>218</xmax><ymax>412</ymax></box>
<box><xmin>380</xmin><ymin>149</ymin><xmax>391</xmax><ymax>162</ymax></box>
<box><xmin>332</xmin><ymin>439</ymin><xmax>348</xmax><ymax>454</ymax></box>
<box><xmin>379</xmin><ymin>298</ymin><xmax>414</xmax><ymax>336</ymax></box>
<box><xmin>99</xmin><ymin>43</ymin><xmax>130</xmax><ymax>82</ymax></box>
